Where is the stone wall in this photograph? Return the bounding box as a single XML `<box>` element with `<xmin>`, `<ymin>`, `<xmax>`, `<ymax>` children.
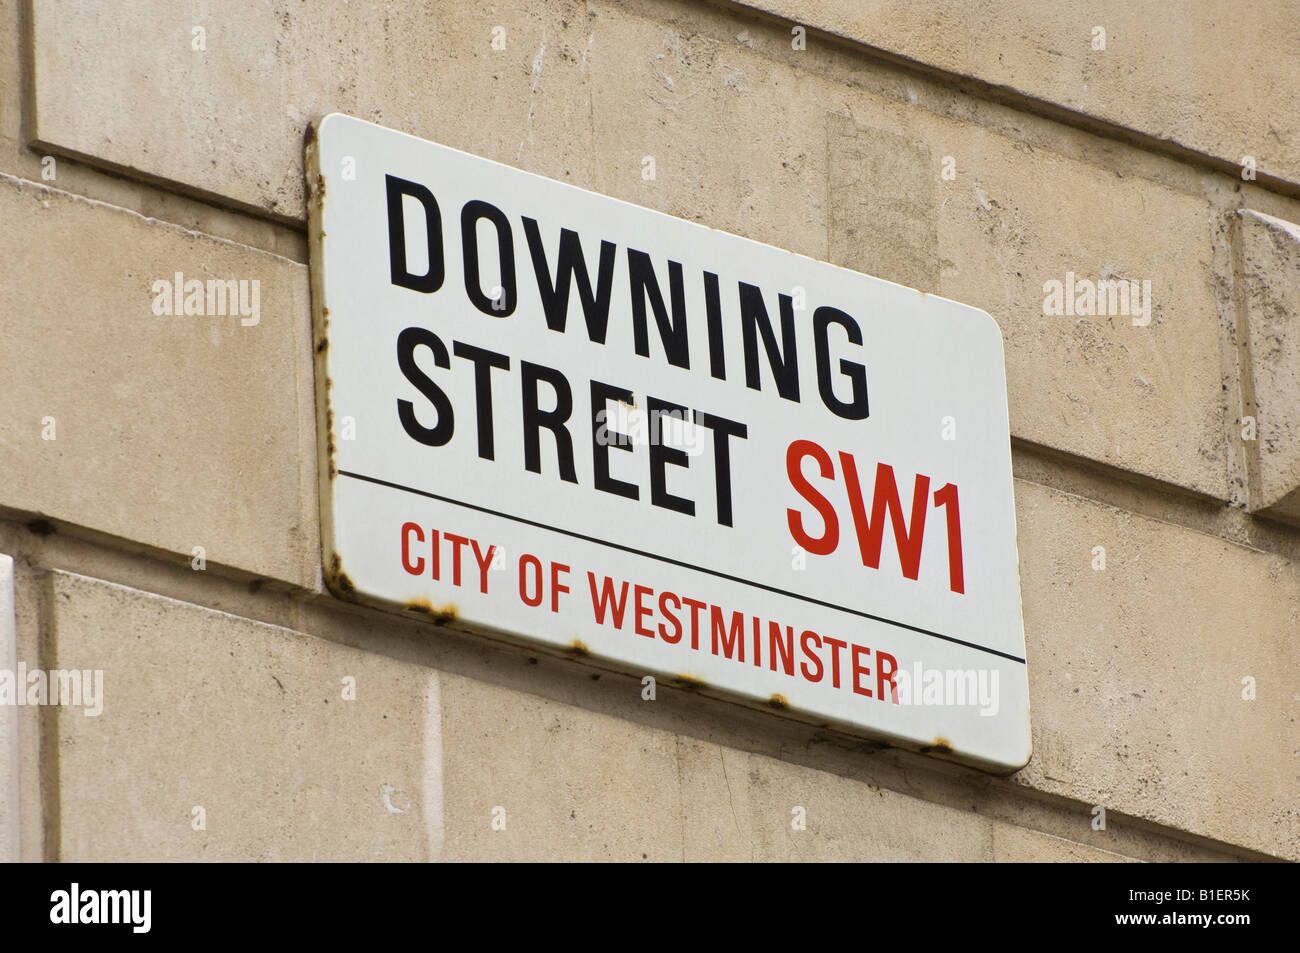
<box><xmin>2</xmin><ymin>0</ymin><xmax>1296</xmax><ymax>861</ymax></box>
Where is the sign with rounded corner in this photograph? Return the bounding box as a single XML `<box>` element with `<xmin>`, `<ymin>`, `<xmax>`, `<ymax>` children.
<box><xmin>307</xmin><ymin>113</ymin><xmax>1031</xmax><ymax>773</ymax></box>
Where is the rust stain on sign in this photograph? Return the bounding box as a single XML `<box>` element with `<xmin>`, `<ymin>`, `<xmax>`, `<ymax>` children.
<box><xmin>324</xmin><ymin>402</ymin><xmax>337</xmax><ymax>478</ymax></box>
<box><xmin>326</xmin><ymin>553</ymin><xmax>356</xmax><ymax>597</ymax></box>
<box><xmin>406</xmin><ymin>597</ymin><xmax>458</xmax><ymax>625</ymax></box>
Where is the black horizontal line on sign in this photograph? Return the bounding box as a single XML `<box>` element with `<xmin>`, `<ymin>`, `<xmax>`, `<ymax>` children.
<box><xmin>338</xmin><ymin>469</ymin><xmax>1028</xmax><ymax>665</ymax></box>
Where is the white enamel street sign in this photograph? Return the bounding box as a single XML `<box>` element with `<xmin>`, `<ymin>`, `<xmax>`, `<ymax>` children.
<box><xmin>307</xmin><ymin>114</ymin><xmax>1031</xmax><ymax>773</ymax></box>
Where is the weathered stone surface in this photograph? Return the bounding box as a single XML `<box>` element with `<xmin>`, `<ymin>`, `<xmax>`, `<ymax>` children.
<box><xmin>990</xmin><ymin>823</ymin><xmax>1134</xmax><ymax>862</ymax></box>
<box><xmin>437</xmin><ymin>673</ymin><xmax>683</xmax><ymax>861</ymax></box>
<box><xmin>733</xmin><ymin>0</ymin><xmax>1300</xmax><ymax>186</ymax></box>
<box><xmin>1237</xmin><ymin>209</ymin><xmax>1300</xmax><ymax>523</ymax></box>
<box><xmin>49</xmin><ymin>570</ymin><xmax>442</xmax><ymax>861</ymax></box>
<box><xmin>30</xmin><ymin>0</ymin><xmax>595</xmax><ymax>218</ymax></box>
<box><xmin>932</xmin><ymin>123</ymin><xmax>1227</xmax><ymax>498</ymax></box>
<box><xmin>584</xmin><ymin>1</ymin><xmax>828</xmax><ymax>260</ymax></box>
<box><xmin>1014</xmin><ymin>478</ymin><xmax>1300</xmax><ymax>860</ymax></box>
<box><xmin>0</xmin><ymin>173</ymin><xmax>317</xmax><ymax>587</ymax></box>
<box><xmin>0</xmin><ymin>554</ymin><xmax>16</xmax><ymax>862</ymax></box>
<box><xmin>828</xmin><ymin>115</ymin><xmax>938</xmax><ymax>291</ymax></box>
<box><xmin>676</xmin><ymin>736</ymin><xmax>996</xmax><ymax>860</ymax></box>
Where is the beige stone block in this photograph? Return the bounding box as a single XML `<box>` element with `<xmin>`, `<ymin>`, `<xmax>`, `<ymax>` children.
<box><xmin>1237</xmin><ymin>209</ymin><xmax>1300</xmax><ymax>523</ymax></box>
<box><xmin>48</xmin><ymin>570</ymin><xmax>441</xmax><ymax>861</ymax></box>
<box><xmin>0</xmin><ymin>554</ymin><xmax>15</xmax><ymax>862</ymax></box>
<box><xmin>991</xmin><ymin>822</ymin><xmax>1135</xmax><ymax>862</ymax></box>
<box><xmin>0</xmin><ymin>1</ymin><xmax>304</xmax><ymax>261</ymax></box>
<box><xmin>584</xmin><ymin>0</ymin><xmax>828</xmax><ymax>260</ymax></box>
<box><xmin>1014</xmin><ymin>478</ymin><xmax>1300</xmax><ymax>859</ymax></box>
<box><xmin>828</xmin><ymin>115</ymin><xmax>937</xmax><ymax>291</ymax></box>
<box><xmin>30</xmin><ymin>0</ymin><xmax>595</xmax><ymax>218</ymax></box>
<box><xmin>0</xmin><ymin>173</ymin><xmax>317</xmax><ymax>587</ymax></box>
<box><xmin>932</xmin><ymin>123</ymin><xmax>1227</xmax><ymax>497</ymax></box>
<box><xmin>437</xmin><ymin>673</ymin><xmax>682</xmax><ymax>861</ymax></box>
<box><xmin>676</xmin><ymin>737</ymin><xmax>994</xmax><ymax>861</ymax></box>
<box><xmin>735</xmin><ymin>0</ymin><xmax>1300</xmax><ymax>186</ymax></box>
<box><xmin>0</xmin><ymin>0</ymin><xmax>19</xmax><ymax>143</ymax></box>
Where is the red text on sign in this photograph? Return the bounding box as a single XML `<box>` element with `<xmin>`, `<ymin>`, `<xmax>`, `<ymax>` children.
<box><xmin>401</xmin><ymin>522</ymin><xmax>497</xmax><ymax>593</ymax></box>
<box><xmin>785</xmin><ymin>439</ymin><xmax>965</xmax><ymax>593</ymax></box>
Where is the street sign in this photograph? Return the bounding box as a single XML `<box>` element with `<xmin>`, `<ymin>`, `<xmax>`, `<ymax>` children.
<box><xmin>307</xmin><ymin>113</ymin><xmax>1031</xmax><ymax>772</ymax></box>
